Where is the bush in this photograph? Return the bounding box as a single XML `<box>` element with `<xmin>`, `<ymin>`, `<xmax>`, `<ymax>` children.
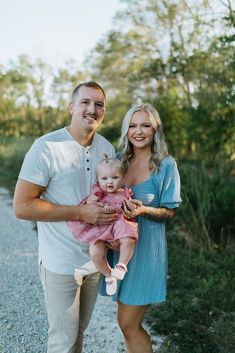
<box><xmin>0</xmin><ymin>136</ymin><xmax>34</xmax><ymax>191</ymax></box>
<box><xmin>177</xmin><ymin>162</ymin><xmax>235</xmax><ymax>247</ymax></box>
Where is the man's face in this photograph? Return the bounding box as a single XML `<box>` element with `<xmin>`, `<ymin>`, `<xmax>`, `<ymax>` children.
<box><xmin>70</xmin><ymin>86</ymin><xmax>106</xmax><ymax>133</ymax></box>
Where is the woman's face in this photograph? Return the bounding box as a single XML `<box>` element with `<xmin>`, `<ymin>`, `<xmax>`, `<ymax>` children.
<box><xmin>127</xmin><ymin>110</ymin><xmax>155</xmax><ymax>150</ymax></box>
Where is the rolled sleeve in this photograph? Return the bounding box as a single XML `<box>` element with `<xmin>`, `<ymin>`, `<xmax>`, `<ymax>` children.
<box><xmin>19</xmin><ymin>139</ymin><xmax>51</xmax><ymax>187</ymax></box>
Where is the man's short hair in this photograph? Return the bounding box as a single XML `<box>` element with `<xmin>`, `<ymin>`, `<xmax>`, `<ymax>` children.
<box><xmin>72</xmin><ymin>81</ymin><xmax>106</xmax><ymax>103</ymax></box>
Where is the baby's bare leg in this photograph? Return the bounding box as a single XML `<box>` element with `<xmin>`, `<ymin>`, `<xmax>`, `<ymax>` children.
<box><xmin>118</xmin><ymin>237</ymin><xmax>135</xmax><ymax>265</ymax></box>
<box><xmin>111</xmin><ymin>237</ymin><xmax>135</xmax><ymax>280</ymax></box>
<box><xmin>89</xmin><ymin>241</ymin><xmax>111</xmax><ymax>277</ymax></box>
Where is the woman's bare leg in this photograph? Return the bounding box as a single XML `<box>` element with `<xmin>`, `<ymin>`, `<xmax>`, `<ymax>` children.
<box><xmin>117</xmin><ymin>301</ymin><xmax>153</xmax><ymax>353</ymax></box>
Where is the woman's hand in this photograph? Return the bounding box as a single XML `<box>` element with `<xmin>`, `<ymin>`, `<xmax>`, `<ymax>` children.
<box><xmin>122</xmin><ymin>199</ymin><xmax>145</xmax><ymax>218</ymax></box>
<box><xmin>106</xmin><ymin>240</ymin><xmax>120</xmax><ymax>251</ymax></box>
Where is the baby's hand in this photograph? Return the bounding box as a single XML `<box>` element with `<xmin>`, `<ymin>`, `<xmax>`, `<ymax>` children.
<box><xmin>87</xmin><ymin>193</ymin><xmax>100</xmax><ymax>205</ymax></box>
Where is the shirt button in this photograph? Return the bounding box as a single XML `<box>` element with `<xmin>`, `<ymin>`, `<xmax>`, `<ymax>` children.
<box><xmin>87</xmin><ymin>168</ymin><xmax>90</xmax><ymax>171</ymax></box>
<box><xmin>86</xmin><ymin>159</ymin><xmax>89</xmax><ymax>162</ymax></box>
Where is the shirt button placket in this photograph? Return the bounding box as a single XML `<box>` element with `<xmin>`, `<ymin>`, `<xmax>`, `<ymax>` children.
<box><xmin>85</xmin><ymin>148</ymin><xmax>92</xmax><ymax>186</ymax></box>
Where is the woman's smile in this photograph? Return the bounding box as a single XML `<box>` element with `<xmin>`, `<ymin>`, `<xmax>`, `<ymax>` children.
<box><xmin>128</xmin><ymin>110</ymin><xmax>155</xmax><ymax>149</ymax></box>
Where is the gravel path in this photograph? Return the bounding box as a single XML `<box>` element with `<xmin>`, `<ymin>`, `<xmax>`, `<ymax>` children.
<box><xmin>0</xmin><ymin>187</ymin><xmax>163</xmax><ymax>353</ymax></box>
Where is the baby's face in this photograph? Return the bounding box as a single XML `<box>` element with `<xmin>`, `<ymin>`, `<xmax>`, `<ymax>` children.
<box><xmin>97</xmin><ymin>165</ymin><xmax>123</xmax><ymax>193</ymax></box>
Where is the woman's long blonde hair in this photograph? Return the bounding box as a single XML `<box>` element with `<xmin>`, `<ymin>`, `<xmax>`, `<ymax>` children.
<box><xmin>119</xmin><ymin>103</ymin><xmax>168</xmax><ymax>172</ymax></box>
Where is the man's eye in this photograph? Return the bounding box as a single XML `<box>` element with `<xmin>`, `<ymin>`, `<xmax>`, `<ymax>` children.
<box><xmin>96</xmin><ymin>103</ymin><xmax>104</xmax><ymax>108</ymax></box>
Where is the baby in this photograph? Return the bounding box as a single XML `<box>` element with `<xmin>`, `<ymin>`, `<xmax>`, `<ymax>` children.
<box><xmin>67</xmin><ymin>155</ymin><xmax>138</xmax><ymax>295</ymax></box>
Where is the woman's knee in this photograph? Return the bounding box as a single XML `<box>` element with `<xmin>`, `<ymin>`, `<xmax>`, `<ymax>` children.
<box><xmin>118</xmin><ymin>315</ymin><xmax>137</xmax><ymax>338</ymax></box>
<box><xmin>118</xmin><ymin>303</ymin><xmax>148</xmax><ymax>339</ymax></box>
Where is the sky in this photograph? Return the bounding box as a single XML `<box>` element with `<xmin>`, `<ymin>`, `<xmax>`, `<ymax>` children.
<box><xmin>0</xmin><ymin>0</ymin><xmax>123</xmax><ymax>68</ymax></box>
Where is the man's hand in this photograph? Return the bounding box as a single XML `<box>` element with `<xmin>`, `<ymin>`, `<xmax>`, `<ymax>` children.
<box><xmin>78</xmin><ymin>203</ymin><xmax>117</xmax><ymax>225</ymax></box>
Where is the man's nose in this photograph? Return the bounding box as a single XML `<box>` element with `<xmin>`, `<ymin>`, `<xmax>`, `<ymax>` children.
<box><xmin>87</xmin><ymin>102</ymin><xmax>96</xmax><ymax>114</ymax></box>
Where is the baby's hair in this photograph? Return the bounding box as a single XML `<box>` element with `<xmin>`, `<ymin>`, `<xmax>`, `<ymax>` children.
<box><xmin>96</xmin><ymin>154</ymin><xmax>125</xmax><ymax>176</ymax></box>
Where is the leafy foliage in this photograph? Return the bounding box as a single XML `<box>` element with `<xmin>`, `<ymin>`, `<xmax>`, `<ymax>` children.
<box><xmin>0</xmin><ymin>136</ymin><xmax>34</xmax><ymax>190</ymax></box>
<box><xmin>178</xmin><ymin>163</ymin><xmax>235</xmax><ymax>247</ymax></box>
<box><xmin>0</xmin><ymin>1</ymin><xmax>234</xmax><ymax>166</ymax></box>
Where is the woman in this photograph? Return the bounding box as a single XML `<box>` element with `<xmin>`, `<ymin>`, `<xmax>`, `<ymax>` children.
<box><xmin>103</xmin><ymin>102</ymin><xmax>182</xmax><ymax>353</ymax></box>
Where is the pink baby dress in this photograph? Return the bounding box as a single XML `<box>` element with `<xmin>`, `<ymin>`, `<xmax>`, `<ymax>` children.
<box><xmin>67</xmin><ymin>182</ymin><xmax>138</xmax><ymax>244</ymax></box>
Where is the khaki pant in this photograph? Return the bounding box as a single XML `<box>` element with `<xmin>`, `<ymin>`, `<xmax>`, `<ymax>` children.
<box><xmin>40</xmin><ymin>264</ymin><xmax>100</xmax><ymax>353</ymax></box>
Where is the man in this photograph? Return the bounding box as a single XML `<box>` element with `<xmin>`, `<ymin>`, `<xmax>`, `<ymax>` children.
<box><xmin>13</xmin><ymin>81</ymin><xmax>116</xmax><ymax>353</ymax></box>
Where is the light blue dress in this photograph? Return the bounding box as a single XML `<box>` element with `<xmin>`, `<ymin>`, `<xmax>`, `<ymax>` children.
<box><xmin>100</xmin><ymin>156</ymin><xmax>182</xmax><ymax>305</ymax></box>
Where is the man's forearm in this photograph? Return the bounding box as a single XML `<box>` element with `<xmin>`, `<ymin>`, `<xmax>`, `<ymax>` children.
<box><xmin>13</xmin><ymin>198</ymin><xmax>81</xmax><ymax>222</ymax></box>
<box><xmin>13</xmin><ymin>179</ymin><xmax>82</xmax><ymax>222</ymax></box>
<box><xmin>13</xmin><ymin>179</ymin><xmax>117</xmax><ymax>224</ymax></box>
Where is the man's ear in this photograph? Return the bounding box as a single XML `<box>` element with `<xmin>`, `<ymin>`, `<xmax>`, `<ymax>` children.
<box><xmin>68</xmin><ymin>101</ymin><xmax>73</xmax><ymax>114</ymax></box>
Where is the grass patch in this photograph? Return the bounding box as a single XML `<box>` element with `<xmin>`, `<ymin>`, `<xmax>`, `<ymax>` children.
<box><xmin>147</xmin><ymin>232</ymin><xmax>235</xmax><ymax>353</ymax></box>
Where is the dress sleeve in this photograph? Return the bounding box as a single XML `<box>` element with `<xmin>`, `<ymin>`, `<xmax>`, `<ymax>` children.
<box><xmin>158</xmin><ymin>157</ymin><xmax>182</xmax><ymax>209</ymax></box>
<box><xmin>124</xmin><ymin>187</ymin><xmax>133</xmax><ymax>199</ymax></box>
<box><xmin>91</xmin><ymin>182</ymin><xmax>105</xmax><ymax>200</ymax></box>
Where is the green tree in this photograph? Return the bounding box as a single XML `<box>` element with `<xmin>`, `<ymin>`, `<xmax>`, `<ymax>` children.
<box><xmin>0</xmin><ymin>64</ymin><xmax>28</xmax><ymax>136</ymax></box>
<box><xmin>85</xmin><ymin>0</ymin><xmax>234</xmax><ymax>162</ymax></box>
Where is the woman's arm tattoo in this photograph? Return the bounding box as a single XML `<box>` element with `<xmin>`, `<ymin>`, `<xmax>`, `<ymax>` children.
<box><xmin>143</xmin><ymin>207</ymin><xmax>176</xmax><ymax>222</ymax></box>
